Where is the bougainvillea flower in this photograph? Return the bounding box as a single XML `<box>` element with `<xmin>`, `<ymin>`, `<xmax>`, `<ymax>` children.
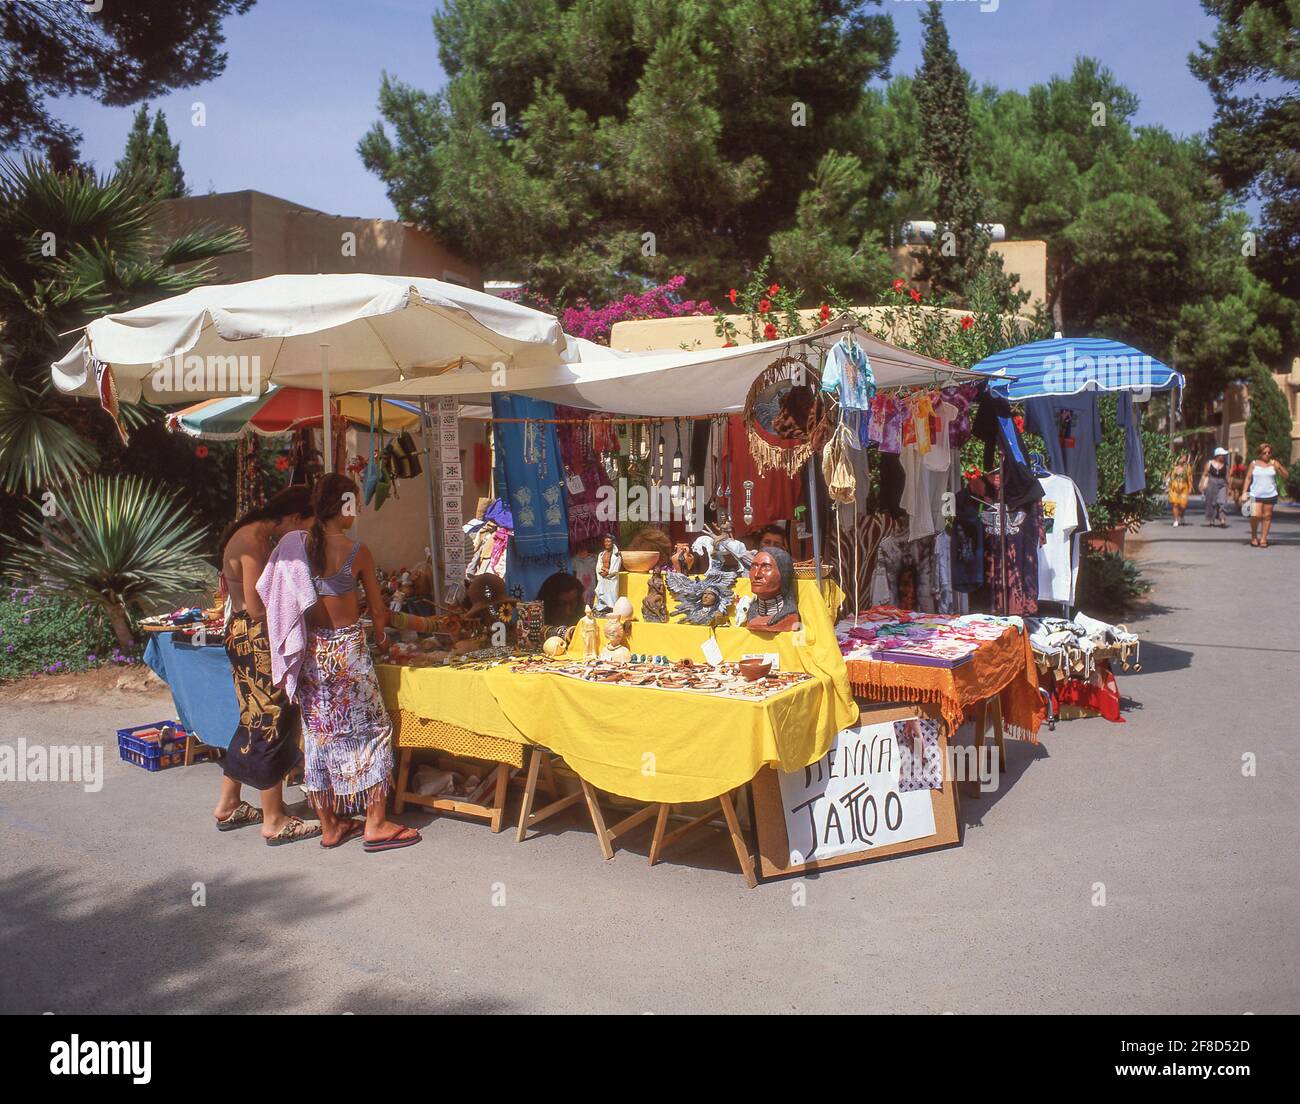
<box><xmin>961</xmin><ymin>315</ymin><xmax>974</xmax><ymax>330</ymax></box>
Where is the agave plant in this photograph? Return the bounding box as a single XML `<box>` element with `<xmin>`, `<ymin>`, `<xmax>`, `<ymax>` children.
<box><xmin>0</xmin><ymin>155</ymin><xmax>246</xmax><ymax>493</ymax></box>
<box><xmin>6</xmin><ymin>474</ymin><xmax>211</xmax><ymax>649</ymax></box>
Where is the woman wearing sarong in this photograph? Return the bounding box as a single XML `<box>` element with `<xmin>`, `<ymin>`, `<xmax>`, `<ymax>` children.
<box><xmin>300</xmin><ymin>474</ymin><xmax>420</xmax><ymax>852</ymax></box>
<box><xmin>215</xmin><ymin>486</ymin><xmax>322</xmax><ymax>844</ymax></box>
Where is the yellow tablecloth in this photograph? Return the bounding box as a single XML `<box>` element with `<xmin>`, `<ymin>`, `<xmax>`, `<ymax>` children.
<box><xmin>376</xmin><ymin>575</ymin><xmax>858</xmax><ymax>803</ymax></box>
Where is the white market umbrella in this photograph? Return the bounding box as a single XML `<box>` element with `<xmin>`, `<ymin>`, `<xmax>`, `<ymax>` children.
<box><xmin>360</xmin><ymin>315</ymin><xmax>981</xmax><ymax>414</ymax></box>
<box><xmin>51</xmin><ymin>272</ymin><xmax>569</xmax><ymax>405</ymax></box>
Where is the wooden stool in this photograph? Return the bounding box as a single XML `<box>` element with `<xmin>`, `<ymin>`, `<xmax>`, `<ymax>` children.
<box><xmin>969</xmin><ymin>694</ymin><xmax>1007</xmax><ymax>795</ymax></box>
<box><xmin>516</xmin><ymin>747</ymin><xmax>659</xmax><ymax>860</ymax></box>
<box><xmin>647</xmin><ymin>789</ymin><xmax>758</xmax><ymax>889</ymax></box>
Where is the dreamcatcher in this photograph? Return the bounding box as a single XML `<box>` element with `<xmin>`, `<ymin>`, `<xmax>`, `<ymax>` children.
<box><xmin>742</xmin><ymin>353</ymin><xmax>830</xmax><ymax>476</ymax></box>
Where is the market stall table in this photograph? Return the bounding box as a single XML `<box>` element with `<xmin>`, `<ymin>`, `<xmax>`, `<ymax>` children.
<box><xmin>376</xmin><ymin>576</ymin><xmax>859</xmax><ymax>883</ymax></box>
<box><xmin>141</xmin><ymin>633</ymin><xmax>238</xmax><ymax>760</ymax></box>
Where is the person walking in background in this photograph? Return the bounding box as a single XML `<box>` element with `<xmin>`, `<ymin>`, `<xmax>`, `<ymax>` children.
<box><xmin>1167</xmin><ymin>452</ymin><xmax>1192</xmax><ymax>527</ymax></box>
<box><xmin>1229</xmin><ymin>451</ymin><xmax>1247</xmax><ymax>505</ymax></box>
<box><xmin>1243</xmin><ymin>442</ymin><xmax>1288</xmax><ymax>548</ymax></box>
<box><xmin>1202</xmin><ymin>447</ymin><xmax>1230</xmax><ymax>528</ymax></box>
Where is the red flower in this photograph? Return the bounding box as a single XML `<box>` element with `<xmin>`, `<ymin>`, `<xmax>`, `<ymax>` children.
<box><xmin>963</xmin><ymin>466</ymin><xmax>983</xmax><ymax>482</ymax></box>
<box><xmin>892</xmin><ymin>278</ymin><xmax>906</xmax><ymax>293</ymax></box>
<box><xmin>961</xmin><ymin>315</ymin><xmax>974</xmax><ymax>330</ymax></box>
<box><xmin>722</xmin><ymin>340</ymin><xmax>737</xmax><ymax>348</ymax></box>
<box><xmin>818</xmin><ymin>303</ymin><xmax>831</xmax><ymax>322</ymax></box>
<box><xmin>758</xmin><ymin>298</ymin><xmax>771</xmax><ymax>314</ymax></box>
<box><xmin>763</xmin><ymin>322</ymin><xmax>778</xmax><ymax>341</ymax></box>
<box><xmin>195</xmin><ymin>445</ymin><xmax>209</xmax><ymax>459</ymax></box>
<box><xmin>727</xmin><ymin>288</ymin><xmax>738</xmax><ymax>304</ymax></box>
<box><xmin>909</xmin><ymin>288</ymin><xmax>921</xmax><ymax>303</ymax></box>
<box><xmin>1014</xmin><ymin>415</ymin><xmax>1025</xmax><ymax>433</ymax></box>
<box><xmin>767</xmin><ymin>283</ymin><xmax>780</xmax><ymax>296</ymax></box>
<box><xmin>275</xmin><ymin>455</ymin><xmax>290</xmax><ymax>471</ymax></box>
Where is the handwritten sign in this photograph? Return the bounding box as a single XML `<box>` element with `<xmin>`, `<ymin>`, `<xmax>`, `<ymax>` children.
<box><xmin>776</xmin><ymin>720</ymin><xmax>936</xmax><ymax>865</ymax></box>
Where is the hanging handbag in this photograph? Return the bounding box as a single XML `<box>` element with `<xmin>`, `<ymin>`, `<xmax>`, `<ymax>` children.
<box><xmin>362</xmin><ymin>396</ymin><xmax>393</xmax><ymax>509</ymax></box>
<box><xmin>385</xmin><ymin>428</ymin><xmax>422</xmax><ymax>479</ymax></box>
<box><xmin>1240</xmin><ymin>495</ymin><xmax>1253</xmax><ymax>518</ymax></box>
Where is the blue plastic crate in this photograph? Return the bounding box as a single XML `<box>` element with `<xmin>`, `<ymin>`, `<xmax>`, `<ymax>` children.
<box><xmin>117</xmin><ymin>721</ymin><xmax>189</xmax><ymax>772</ymax></box>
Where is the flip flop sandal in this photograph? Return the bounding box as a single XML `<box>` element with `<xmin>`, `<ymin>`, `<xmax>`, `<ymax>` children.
<box><xmin>363</xmin><ymin>827</ymin><xmax>422</xmax><ymax>853</ymax></box>
<box><xmin>265</xmin><ymin>816</ymin><xmax>322</xmax><ymax>846</ymax></box>
<box><xmin>215</xmin><ymin>801</ymin><xmax>263</xmax><ymax>832</ymax></box>
<box><xmin>320</xmin><ymin>820</ymin><xmax>365</xmax><ymax>850</ymax></box>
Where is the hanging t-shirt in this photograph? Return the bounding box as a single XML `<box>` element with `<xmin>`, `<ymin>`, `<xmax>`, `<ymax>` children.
<box><xmin>923</xmin><ymin>400</ymin><xmax>957</xmax><ymax>473</ymax></box>
<box><xmin>1025</xmin><ymin>394</ymin><xmax>1102</xmax><ymax>505</ymax></box>
<box><xmin>899</xmin><ymin>444</ymin><xmax>948</xmax><ymax>543</ymax></box>
<box><xmin>981</xmin><ymin>501</ymin><xmax>1040</xmax><ymax>616</ymax></box>
<box><xmin>1036</xmin><ymin>473</ymin><xmax>1085</xmax><ymax>604</ymax></box>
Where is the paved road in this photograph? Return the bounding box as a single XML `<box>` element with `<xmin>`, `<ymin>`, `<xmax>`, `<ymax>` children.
<box><xmin>2</xmin><ymin>503</ymin><xmax>1297</xmax><ymax>1014</ymax></box>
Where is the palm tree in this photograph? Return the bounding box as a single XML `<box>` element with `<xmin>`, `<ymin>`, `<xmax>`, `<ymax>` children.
<box><xmin>6</xmin><ymin>475</ymin><xmax>212</xmax><ymax>650</ymax></box>
<box><xmin>0</xmin><ymin>155</ymin><xmax>246</xmax><ymax>492</ymax></box>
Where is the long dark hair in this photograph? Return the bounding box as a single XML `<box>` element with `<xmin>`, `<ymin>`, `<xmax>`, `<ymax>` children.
<box><xmin>219</xmin><ymin>484</ymin><xmax>313</xmax><ymax>557</ymax></box>
<box><xmin>307</xmin><ymin>473</ymin><xmax>360</xmax><ymax>575</ymax></box>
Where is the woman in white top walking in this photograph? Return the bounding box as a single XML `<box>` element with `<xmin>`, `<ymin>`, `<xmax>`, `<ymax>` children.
<box><xmin>1243</xmin><ymin>442</ymin><xmax>1288</xmax><ymax>548</ymax></box>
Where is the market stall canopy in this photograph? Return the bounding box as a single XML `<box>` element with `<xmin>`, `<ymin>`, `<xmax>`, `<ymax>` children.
<box><xmin>360</xmin><ymin>315</ymin><xmax>980</xmax><ymax>415</ymax></box>
<box><xmin>50</xmin><ymin>273</ymin><xmax>568</xmax><ymax>404</ymax></box>
<box><xmin>969</xmin><ymin>337</ymin><xmax>1184</xmax><ymax>400</ymax></box>
<box><xmin>165</xmin><ymin>387</ymin><xmax>424</xmax><ymax>440</ymax></box>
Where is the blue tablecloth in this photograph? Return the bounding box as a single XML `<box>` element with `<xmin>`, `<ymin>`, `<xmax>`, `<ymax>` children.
<box><xmin>143</xmin><ymin>633</ymin><xmax>241</xmax><ymax>750</ymax></box>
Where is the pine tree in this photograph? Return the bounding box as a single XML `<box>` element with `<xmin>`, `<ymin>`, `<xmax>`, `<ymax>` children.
<box><xmin>360</xmin><ymin>0</ymin><xmax>898</xmax><ymax>302</ymax></box>
<box><xmin>912</xmin><ymin>2</ymin><xmax>985</xmax><ymax>298</ymax></box>
<box><xmin>116</xmin><ymin>105</ymin><xmax>188</xmax><ymax>199</ymax></box>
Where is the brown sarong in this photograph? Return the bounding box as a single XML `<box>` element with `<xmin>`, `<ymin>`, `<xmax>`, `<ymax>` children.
<box><xmin>223</xmin><ymin>610</ymin><xmax>302</xmax><ymax>789</ymax></box>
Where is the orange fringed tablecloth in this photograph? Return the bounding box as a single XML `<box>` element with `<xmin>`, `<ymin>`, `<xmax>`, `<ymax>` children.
<box><xmin>845</xmin><ymin>626</ymin><xmax>1044</xmax><ymax>741</ymax></box>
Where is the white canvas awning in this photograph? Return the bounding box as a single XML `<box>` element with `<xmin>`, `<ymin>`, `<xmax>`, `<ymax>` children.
<box><xmin>359</xmin><ymin>315</ymin><xmax>981</xmax><ymax>414</ymax></box>
<box><xmin>51</xmin><ymin>273</ymin><xmax>568</xmax><ymax>404</ymax></box>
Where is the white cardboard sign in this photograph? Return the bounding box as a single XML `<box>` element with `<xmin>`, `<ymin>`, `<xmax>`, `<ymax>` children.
<box><xmin>776</xmin><ymin>720</ymin><xmax>936</xmax><ymax>865</ymax></box>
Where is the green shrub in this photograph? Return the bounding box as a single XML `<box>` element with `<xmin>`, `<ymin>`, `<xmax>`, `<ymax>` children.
<box><xmin>0</xmin><ymin>584</ymin><xmax>137</xmax><ymax>681</ymax></box>
<box><xmin>1246</xmin><ymin>366</ymin><xmax>1292</xmax><ymax>464</ymax></box>
<box><xmin>1287</xmin><ymin>464</ymin><xmax>1300</xmax><ymax>502</ymax></box>
<box><xmin>1077</xmin><ymin>550</ymin><xmax>1150</xmax><ymax>614</ymax></box>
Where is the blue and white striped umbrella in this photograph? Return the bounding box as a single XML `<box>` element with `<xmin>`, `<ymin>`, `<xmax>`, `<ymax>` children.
<box><xmin>970</xmin><ymin>337</ymin><xmax>1183</xmax><ymax>400</ymax></box>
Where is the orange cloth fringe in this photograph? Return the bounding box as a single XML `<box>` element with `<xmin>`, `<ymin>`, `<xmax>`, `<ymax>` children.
<box><xmin>847</xmin><ymin>626</ymin><xmax>1044</xmax><ymax>741</ymax></box>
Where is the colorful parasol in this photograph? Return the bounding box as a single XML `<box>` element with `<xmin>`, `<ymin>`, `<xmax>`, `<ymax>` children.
<box><xmin>166</xmin><ymin>386</ymin><xmax>422</xmax><ymax>440</ymax></box>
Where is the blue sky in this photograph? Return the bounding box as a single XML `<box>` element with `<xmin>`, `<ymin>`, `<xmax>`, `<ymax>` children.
<box><xmin>56</xmin><ymin>0</ymin><xmax>1221</xmax><ymax>220</ymax></box>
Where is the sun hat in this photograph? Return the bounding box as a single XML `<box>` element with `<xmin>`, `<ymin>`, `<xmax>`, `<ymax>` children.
<box><xmin>1213</xmin><ymin>447</ymin><xmax>1228</xmax><ymax>456</ymax></box>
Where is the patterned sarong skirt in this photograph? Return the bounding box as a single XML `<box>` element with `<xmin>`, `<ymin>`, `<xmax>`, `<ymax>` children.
<box><xmin>298</xmin><ymin>621</ymin><xmax>394</xmax><ymax>813</ymax></box>
<box><xmin>223</xmin><ymin>610</ymin><xmax>303</xmax><ymax>789</ymax></box>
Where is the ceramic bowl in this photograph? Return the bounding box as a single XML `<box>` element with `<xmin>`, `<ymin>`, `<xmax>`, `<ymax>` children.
<box><xmin>738</xmin><ymin>658</ymin><xmax>773</xmax><ymax>682</ymax></box>
<box><xmin>620</xmin><ymin>550</ymin><xmax>661</xmax><ymax>572</ymax></box>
